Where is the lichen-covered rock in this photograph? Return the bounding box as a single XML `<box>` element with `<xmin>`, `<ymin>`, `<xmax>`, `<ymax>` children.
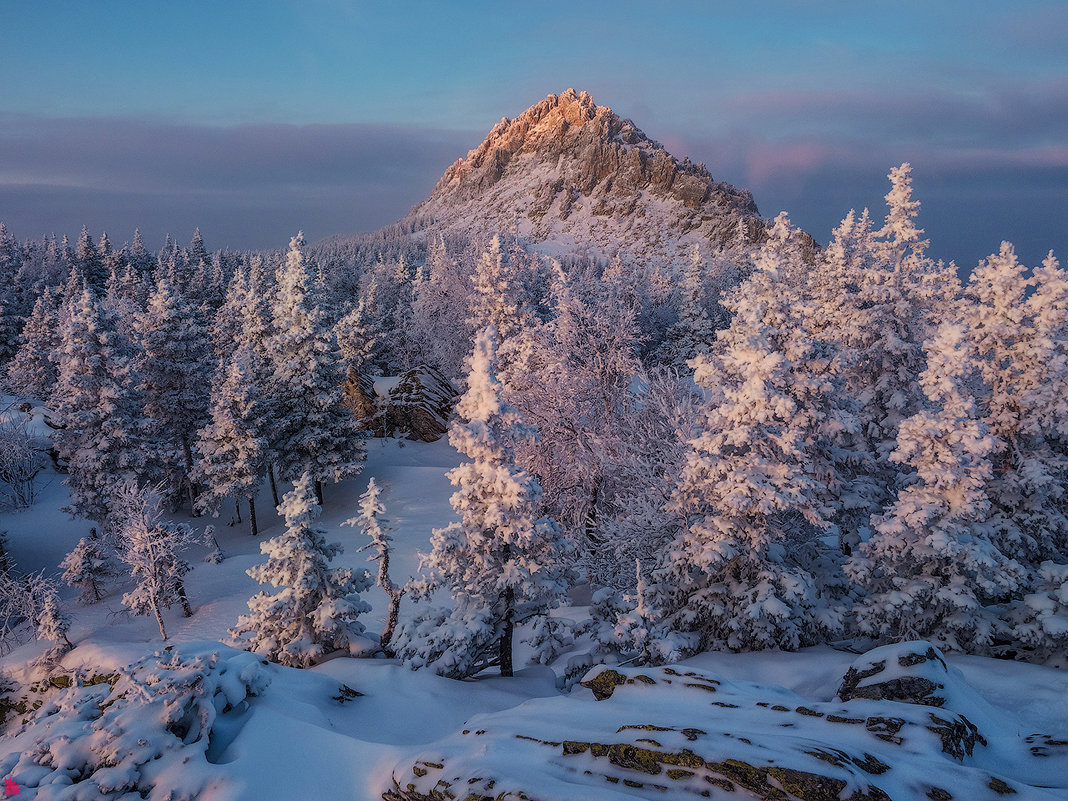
<box><xmin>838</xmin><ymin>642</ymin><xmax>956</xmax><ymax>707</ymax></box>
<box><xmin>375</xmin><ymin>365</ymin><xmax>457</xmax><ymax>442</ymax></box>
<box><xmin>385</xmin><ymin>651</ymin><xmax>1063</xmax><ymax>801</ymax></box>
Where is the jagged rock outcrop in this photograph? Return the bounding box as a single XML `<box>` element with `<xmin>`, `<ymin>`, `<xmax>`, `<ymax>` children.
<box><xmin>384</xmin><ymin>644</ymin><xmax>1066</xmax><ymax>801</ymax></box>
<box><xmin>373</xmin><ymin>365</ymin><xmax>457</xmax><ymax>442</ymax></box>
<box><xmin>342</xmin><ymin>369</ymin><xmax>377</xmax><ymax>425</ymax></box>
<box><xmin>406</xmin><ymin>89</ymin><xmax>771</xmax><ymax>273</ymax></box>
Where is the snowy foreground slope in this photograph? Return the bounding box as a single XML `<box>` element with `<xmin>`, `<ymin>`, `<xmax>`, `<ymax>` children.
<box><xmin>1</xmin><ymin>437</ymin><xmax>1067</xmax><ymax>801</ymax></box>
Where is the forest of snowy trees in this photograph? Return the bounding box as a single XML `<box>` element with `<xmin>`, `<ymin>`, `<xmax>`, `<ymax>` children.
<box><xmin>1</xmin><ymin>164</ymin><xmax>1066</xmax><ymax>676</ymax></box>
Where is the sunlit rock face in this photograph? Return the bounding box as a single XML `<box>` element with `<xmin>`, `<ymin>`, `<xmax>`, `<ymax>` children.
<box><xmin>406</xmin><ymin>89</ymin><xmax>770</xmax><ymax>274</ymax></box>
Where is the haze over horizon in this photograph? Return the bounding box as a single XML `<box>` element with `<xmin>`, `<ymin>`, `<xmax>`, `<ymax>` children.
<box><xmin>1</xmin><ymin>1</ymin><xmax>1064</xmax><ymax>270</ymax></box>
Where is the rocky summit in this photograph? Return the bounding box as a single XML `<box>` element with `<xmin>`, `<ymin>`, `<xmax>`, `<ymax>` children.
<box><xmin>406</xmin><ymin>89</ymin><xmax>767</xmax><ymax>271</ymax></box>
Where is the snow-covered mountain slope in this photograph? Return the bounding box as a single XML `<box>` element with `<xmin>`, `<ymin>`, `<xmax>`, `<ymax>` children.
<box><xmin>403</xmin><ymin>89</ymin><xmax>770</xmax><ymax>271</ymax></box>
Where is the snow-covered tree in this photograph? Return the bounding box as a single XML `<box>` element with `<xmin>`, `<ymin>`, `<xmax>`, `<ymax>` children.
<box><xmin>231</xmin><ymin>472</ymin><xmax>371</xmax><ymax>667</ymax></box>
<box><xmin>467</xmin><ymin>236</ymin><xmax>529</xmax><ymax>343</ymax></box>
<box><xmin>194</xmin><ymin>347</ymin><xmax>269</xmax><ymax>536</ymax></box>
<box><xmin>335</xmin><ymin>295</ymin><xmax>378</xmax><ymax>376</ymax></box>
<box><xmin>75</xmin><ymin>225</ymin><xmax>107</xmax><ymax>292</ymax></box>
<box><xmin>345</xmin><ymin>477</ymin><xmax>404</xmax><ymax>650</ymax></box>
<box><xmin>5</xmin><ymin>286</ymin><xmax>60</xmax><ymax>400</ymax></box>
<box><xmin>397</xmin><ymin>328</ymin><xmax>573</xmax><ymax>678</ymax></box>
<box><xmin>135</xmin><ymin>275</ymin><xmax>214</xmax><ymax>509</ymax></box>
<box><xmin>60</xmin><ymin>528</ymin><xmax>119</xmax><ymax>604</ymax></box>
<box><xmin>667</xmin><ymin>243</ymin><xmax>715</xmax><ymax>365</ymax></box>
<box><xmin>408</xmin><ymin>234</ymin><xmax>473</xmax><ymax>380</ymax></box>
<box><xmin>0</xmin><ymin>569</ymin><xmax>73</xmax><ymax>656</ymax></box>
<box><xmin>962</xmin><ymin>243</ymin><xmax>1068</xmax><ymax>564</ymax></box>
<box><xmin>645</xmin><ymin>221</ymin><xmax>852</xmax><ymax>660</ymax></box>
<box><xmin>1006</xmin><ymin>561</ymin><xmax>1068</xmax><ymax>667</ymax></box>
<box><xmin>51</xmin><ymin>288</ymin><xmax>152</xmax><ymax>523</ymax></box>
<box><xmin>847</xmin><ymin>323</ymin><xmax>1027</xmax><ymax>651</ymax></box>
<box><xmin>113</xmin><ymin>482</ymin><xmax>200</xmax><ymax>640</ymax></box>
<box><xmin>268</xmin><ymin>233</ymin><xmax>365</xmax><ymax>504</ymax></box>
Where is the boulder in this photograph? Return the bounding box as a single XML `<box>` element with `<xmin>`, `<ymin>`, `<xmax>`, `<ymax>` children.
<box><xmin>376</xmin><ymin>365</ymin><xmax>457</xmax><ymax>442</ymax></box>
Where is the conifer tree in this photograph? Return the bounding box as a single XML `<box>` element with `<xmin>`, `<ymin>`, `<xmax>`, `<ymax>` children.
<box><xmin>231</xmin><ymin>472</ymin><xmax>371</xmax><ymax>668</ymax></box>
<box><xmin>846</xmin><ymin>323</ymin><xmax>1027</xmax><ymax>651</ymax></box>
<box><xmin>0</xmin><ymin>223</ymin><xmax>23</xmax><ymax>366</ymax></box>
<box><xmin>5</xmin><ymin>286</ymin><xmax>60</xmax><ymax>400</ymax></box>
<box><xmin>51</xmin><ymin>288</ymin><xmax>151</xmax><ymax>523</ymax></box>
<box><xmin>467</xmin><ymin>236</ymin><xmax>527</xmax><ymax>343</ymax></box>
<box><xmin>647</xmin><ymin>219</ymin><xmax>851</xmax><ymax>659</ymax></box>
<box><xmin>409</xmin><ymin>234</ymin><xmax>473</xmax><ymax>380</ymax></box>
<box><xmin>962</xmin><ymin>243</ymin><xmax>1068</xmax><ymax>564</ymax></box>
<box><xmin>346</xmin><ymin>477</ymin><xmax>404</xmax><ymax>650</ymax></box>
<box><xmin>20</xmin><ymin>571</ymin><xmax>73</xmax><ymax>656</ymax></box>
<box><xmin>397</xmin><ymin>328</ymin><xmax>572</xmax><ymax>677</ymax></box>
<box><xmin>75</xmin><ymin>225</ymin><xmax>107</xmax><ymax>292</ymax></box>
<box><xmin>60</xmin><ymin>529</ymin><xmax>119</xmax><ymax>604</ymax></box>
<box><xmin>135</xmin><ymin>276</ymin><xmax>213</xmax><ymax>509</ymax></box>
<box><xmin>194</xmin><ymin>347</ymin><xmax>269</xmax><ymax>535</ymax></box>
<box><xmin>668</xmin><ymin>243</ymin><xmax>714</xmax><ymax>364</ymax></box>
<box><xmin>268</xmin><ymin>233</ymin><xmax>365</xmax><ymax>504</ymax></box>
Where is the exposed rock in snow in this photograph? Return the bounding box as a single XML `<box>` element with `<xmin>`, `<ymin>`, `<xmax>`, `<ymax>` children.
<box><xmin>374</xmin><ymin>366</ymin><xmax>458</xmax><ymax>442</ymax></box>
<box><xmin>385</xmin><ymin>643</ymin><xmax>1068</xmax><ymax>801</ymax></box>
<box><xmin>404</xmin><ymin>89</ymin><xmax>778</xmax><ymax>274</ymax></box>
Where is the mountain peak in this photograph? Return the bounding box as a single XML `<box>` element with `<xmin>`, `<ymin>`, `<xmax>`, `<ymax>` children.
<box><xmin>408</xmin><ymin>90</ymin><xmax>766</xmax><ymax>269</ymax></box>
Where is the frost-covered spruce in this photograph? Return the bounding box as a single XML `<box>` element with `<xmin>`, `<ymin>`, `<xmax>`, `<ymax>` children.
<box><xmin>396</xmin><ymin>328</ymin><xmax>572</xmax><ymax>678</ymax></box>
<box><xmin>231</xmin><ymin>472</ymin><xmax>371</xmax><ymax>668</ymax></box>
<box><xmin>467</xmin><ymin>236</ymin><xmax>528</xmax><ymax>342</ymax></box>
<box><xmin>668</xmin><ymin>243</ymin><xmax>714</xmax><ymax>365</ymax></box>
<box><xmin>51</xmin><ymin>287</ymin><xmax>153</xmax><ymax>523</ymax></box>
<box><xmin>5</xmin><ymin>285</ymin><xmax>60</xmax><ymax>400</ymax></box>
<box><xmin>60</xmin><ymin>529</ymin><xmax>119</xmax><ymax>604</ymax></box>
<box><xmin>345</xmin><ymin>477</ymin><xmax>404</xmax><ymax>650</ymax></box>
<box><xmin>113</xmin><ymin>482</ymin><xmax>200</xmax><ymax>640</ymax></box>
<box><xmin>194</xmin><ymin>346</ymin><xmax>269</xmax><ymax>535</ymax></box>
<box><xmin>847</xmin><ymin>323</ymin><xmax>1027</xmax><ymax>651</ymax></box>
<box><xmin>646</xmin><ymin>221</ymin><xmax>851</xmax><ymax>660</ymax></box>
<box><xmin>962</xmin><ymin>244</ymin><xmax>1068</xmax><ymax>565</ymax></box>
<box><xmin>135</xmin><ymin>275</ymin><xmax>214</xmax><ymax>509</ymax></box>
<box><xmin>267</xmin><ymin>233</ymin><xmax>365</xmax><ymax>503</ymax></box>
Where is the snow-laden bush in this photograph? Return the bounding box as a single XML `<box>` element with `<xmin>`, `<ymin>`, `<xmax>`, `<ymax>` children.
<box><xmin>0</xmin><ymin>647</ymin><xmax>272</xmax><ymax>800</ymax></box>
<box><xmin>1006</xmin><ymin>562</ymin><xmax>1068</xmax><ymax>667</ymax></box>
<box><xmin>0</xmin><ymin>416</ymin><xmax>46</xmax><ymax>509</ymax></box>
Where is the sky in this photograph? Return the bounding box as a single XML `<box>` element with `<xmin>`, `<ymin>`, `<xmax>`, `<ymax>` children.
<box><xmin>0</xmin><ymin>0</ymin><xmax>1065</xmax><ymax>269</ymax></box>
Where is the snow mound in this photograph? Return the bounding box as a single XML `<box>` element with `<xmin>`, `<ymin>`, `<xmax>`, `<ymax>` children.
<box><xmin>385</xmin><ymin>646</ymin><xmax>1068</xmax><ymax>801</ymax></box>
<box><xmin>0</xmin><ymin>643</ymin><xmax>359</xmax><ymax>800</ymax></box>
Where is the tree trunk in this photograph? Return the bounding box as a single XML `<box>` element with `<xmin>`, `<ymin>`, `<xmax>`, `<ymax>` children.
<box><xmin>269</xmin><ymin>465</ymin><xmax>280</xmax><ymax>507</ymax></box>
<box><xmin>182</xmin><ymin>437</ymin><xmax>198</xmax><ymax>513</ymax></box>
<box><xmin>234</xmin><ymin>496</ymin><xmax>242</xmax><ymax>524</ymax></box>
<box><xmin>155</xmin><ymin>604</ymin><xmax>168</xmax><ymax>640</ymax></box>
<box><xmin>382</xmin><ymin>588</ymin><xmax>402</xmax><ymax>652</ymax></box>
<box><xmin>176</xmin><ymin>578</ymin><xmax>193</xmax><ymax>617</ymax></box>
<box><xmin>499</xmin><ymin>586</ymin><xmax>515</xmax><ymax>677</ymax></box>
<box><xmin>248</xmin><ymin>495</ymin><xmax>259</xmax><ymax>536</ymax></box>
<box><xmin>314</xmin><ymin>479</ymin><xmax>324</xmax><ymax>507</ymax></box>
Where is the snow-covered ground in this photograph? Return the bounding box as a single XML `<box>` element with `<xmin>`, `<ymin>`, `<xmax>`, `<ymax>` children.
<box><xmin>1</xmin><ymin>424</ymin><xmax>1066</xmax><ymax>800</ymax></box>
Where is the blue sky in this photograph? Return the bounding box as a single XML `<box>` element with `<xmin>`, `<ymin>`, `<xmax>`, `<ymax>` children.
<box><xmin>1</xmin><ymin>1</ymin><xmax>1064</xmax><ymax>268</ymax></box>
